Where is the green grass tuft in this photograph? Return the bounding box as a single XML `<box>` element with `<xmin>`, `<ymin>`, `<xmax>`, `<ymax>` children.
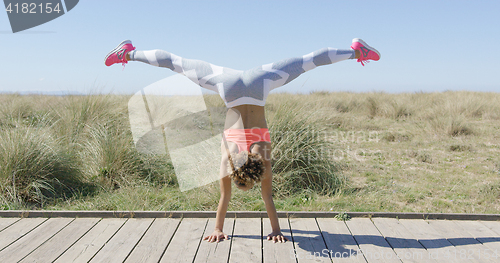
<box><xmin>269</xmin><ymin>101</ymin><xmax>346</xmax><ymax>196</ymax></box>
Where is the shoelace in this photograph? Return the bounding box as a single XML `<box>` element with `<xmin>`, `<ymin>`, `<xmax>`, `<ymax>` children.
<box><xmin>120</xmin><ymin>46</ymin><xmax>135</xmax><ymax>71</ymax></box>
<box><xmin>358</xmin><ymin>58</ymin><xmax>370</xmax><ymax>66</ymax></box>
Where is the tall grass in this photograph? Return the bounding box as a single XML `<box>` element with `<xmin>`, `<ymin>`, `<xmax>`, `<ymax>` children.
<box><xmin>1</xmin><ymin>91</ymin><xmax>499</xmax><ymax>211</ymax></box>
<box><xmin>0</xmin><ymin>93</ymin><xmax>175</xmax><ymax>208</ymax></box>
<box><xmin>301</xmin><ymin>91</ymin><xmax>498</xmax><ymax>136</ymax></box>
<box><xmin>0</xmin><ymin>126</ymin><xmax>81</xmax><ymax>206</ymax></box>
<box><xmin>50</xmin><ymin>94</ymin><xmax>129</xmax><ymax>144</ymax></box>
<box><xmin>78</xmin><ymin>123</ymin><xmax>141</xmax><ymax>189</ymax></box>
<box><xmin>268</xmin><ymin>101</ymin><xmax>346</xmax><ymax>196</ymax></box>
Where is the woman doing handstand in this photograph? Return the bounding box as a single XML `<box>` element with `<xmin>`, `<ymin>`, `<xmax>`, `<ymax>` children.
<box><xmin>105</xmin><ymin>39</ymin><xmax>380</xmax><ymax>243</ymax></box>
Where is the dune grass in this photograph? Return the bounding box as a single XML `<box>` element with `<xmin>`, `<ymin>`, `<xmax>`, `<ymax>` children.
<box><xmin>268</xmin><ymin>100</ymin><xmax>346</xmax><ymax>196</ymax></box>
<box><xmin>0</xmin><ymin>91</ymin><xmax>499</xmax><ymax>213</ymax></box>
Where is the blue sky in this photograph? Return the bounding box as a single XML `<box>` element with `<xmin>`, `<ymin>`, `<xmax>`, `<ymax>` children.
<box><xmin>1</xmin><ymin>0</ymin><xmax>499</xmax><ymax>95</ymax></box>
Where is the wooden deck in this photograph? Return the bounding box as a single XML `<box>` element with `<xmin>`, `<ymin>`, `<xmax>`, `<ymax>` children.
<box><xmin>0</xmin><ymin>213</ymin><xmax>499</xmax><ymax>262</ymax></box>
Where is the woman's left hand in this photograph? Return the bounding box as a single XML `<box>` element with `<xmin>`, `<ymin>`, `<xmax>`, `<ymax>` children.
<box><xmin>267</xmin><ymin>231</ymin><xmax>288</xmax><ymax>243</ymax></box>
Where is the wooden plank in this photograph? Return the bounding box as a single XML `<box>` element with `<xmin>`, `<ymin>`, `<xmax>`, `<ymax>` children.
<box><xmin>262</xmin><ymin>217</ymin><xmax>295</xmax><ymax>263</ymax></box>
<box><xmin>316</xmin><ymin>218</ymin><xmax>366</xmax><ymax>262</ymax></box>
<box><xmin>427</xmin><ymin>220</ymin><xmax>496</xmax><ymax>263</ymax></box>
<box><xmin>159</xmin><ymin>218</ymin><xmax>208</xmax><ymax>263</ymax></box>
<box><xmin>124</xmin><ymin>218</ymin><xmax>181</xmax><ymax>263</ymax></box>
<box><xmin>345</xmin><ymin>218</ymin><xmax>399</xmax><ymax>263</ymax></box>
<box><xmin>53</xmin><ymin>218</ymin><xmax>127</xmax><ymax>263</ymax></box>
<box><xmin>0</xmin><ymin>218</ymin><xmax>47</xmax><ymax>251</ymax></box>
<box><xmin>288</xmin><ymin>217</ymin><xmax>330</xmax><ymax>262</ymax></box>
<box><xmin>19</xmin><ymin>217</ymin><xmax>100</xmax><ymax>263</ymax></box>
<box><xmin>479</xmin><ymin>221</ymin><xmax>500</xmax><ymax>236</ymax></box>
<box><xmin>0</xmin><ymin>217</ymin><xmax>21</xmax><ymax>232</ymax></box>
<box><xmin>454</xmin><ymin>220</ymin><xmax>500</xmax><ymax>259</ymax></box>
<box><xmin>372</xmin><ymin>218</ymin><xmax>434</xmax><ymax>263</ymax></box>
<box><xmin>195</xmin><ymin>218</ymin><xmax>235</xmax><ymax>263</ymax></box>
<box><xmin>398</xmin><ymin>219</ymin><xmax>471</xmax><ymax>263</ymax></box>
<box><xmin>0</xmin><ymin>217</ymin><xmax>73</xmax><ymax>262</ymax></box>
<box><xmin>228</xmin><ymin>217</ymin><xmax>262</xmax><ymax>263</ymax></box>
<box><xmin>89</xmin><ymin>218</ymin><xmax>154</xmax><ymax>263</ymax></box>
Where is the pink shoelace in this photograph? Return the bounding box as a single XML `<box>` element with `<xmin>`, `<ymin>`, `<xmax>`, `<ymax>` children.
<box><xmin>358</xmin><ymin>58</ymin><xmax>370</xmax><ymax>66</ymax></box>
<box><xmin>121</xmin><ymin>46</ymin><xmax>135</xmax><ymax>70</ymax></box>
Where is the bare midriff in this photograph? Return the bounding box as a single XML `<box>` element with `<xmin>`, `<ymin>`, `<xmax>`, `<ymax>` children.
<box><xmin>224</xmin><ymin>105</ymin><xmax>267</xmax><ymax>130</ymax></box>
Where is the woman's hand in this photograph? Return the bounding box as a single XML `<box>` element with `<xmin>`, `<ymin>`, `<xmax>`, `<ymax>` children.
<box><xmin>267</xmin><ymin>231</ymin><xmax>288</xmax><ymax>243</ymax></box>
<box><xmin>203</xmin><ymin>229</ymin><xmax>229</xmax><ymax>243</ymax></box>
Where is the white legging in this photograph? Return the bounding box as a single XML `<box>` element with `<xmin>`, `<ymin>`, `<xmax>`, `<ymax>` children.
<box><xmin>129</xmin><ymin>48</ymin><xmax>354</xmax><ymax>107</ymax></box>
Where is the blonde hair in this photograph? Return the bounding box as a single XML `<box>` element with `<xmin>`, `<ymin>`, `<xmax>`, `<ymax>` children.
<box><xmin>227</xmin><ymin>151</ymin><xmax>265</xmax><ymax>187</ymax></box>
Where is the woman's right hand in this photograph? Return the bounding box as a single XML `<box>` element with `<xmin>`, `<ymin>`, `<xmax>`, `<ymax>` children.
<box><xmin>203</xmin><ymin>229</ymin><xmax>229</xmax><ymax>243</ymax></box>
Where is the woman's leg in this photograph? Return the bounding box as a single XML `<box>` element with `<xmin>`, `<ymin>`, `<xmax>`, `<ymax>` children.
<box><xmin>128</xmin><ymin>47</ymin><xmax>354</xmax><ymax>95</ymax></box>
<box><xmin>273</xmin><ymin>47</ymin><xmax>355</xmax><ymax>87</ymax></box>
<box><xmin>241</xmin><ymin>47</ymin><xmax>356</xmax><ymax>93</ymax></box>
<box><xmin>254</xmin><ymin>38</ymin><xmax>381</xmax><ymax>90</ymax></box>
<box><xmin>128</xmin><ymin>49</ymin><xmax>233</xmax><ymax>92</ymax></box>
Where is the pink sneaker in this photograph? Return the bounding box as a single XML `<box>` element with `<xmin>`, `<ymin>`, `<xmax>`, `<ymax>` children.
<box><xmin>351</xmin><ymin>38</ymin><xmax>380</xmax><ymax>66</ymax></box>
<box><xmin>104</xmin><ymin>40</ymin><xmax>136</xmax><ymax>67</ymax></box>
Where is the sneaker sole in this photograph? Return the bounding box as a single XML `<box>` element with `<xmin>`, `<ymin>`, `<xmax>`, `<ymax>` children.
<box><xmin>104</xmin><ymin>40</ymin><xmax>132</xmax><ymax>65</ymax></box>
<box><xmin>353</xmin><ymin>38</ymin><xmax>381</xmax><ymax>60</ymax></box>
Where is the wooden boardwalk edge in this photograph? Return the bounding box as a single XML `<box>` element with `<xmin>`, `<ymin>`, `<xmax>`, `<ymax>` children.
<box><xmin>0</xmin><ymin>210</ymin><xmax>499</xmax><ymax>220</ymax></box>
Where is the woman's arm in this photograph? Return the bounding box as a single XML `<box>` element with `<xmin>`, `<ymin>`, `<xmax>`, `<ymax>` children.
<box><xmin>215</xmin><ymin>175</ymin><xmax>232</xmax><ymax>231</ymax></box>
<box><xmin>204</xmin><ymin>165</ymin><xmax>232</xmax><ymax>243</ymax></box>
<box><xmin>258</xmin><ymin>142</ymin><xmax>288</xmax><ymax>243</ymax></box>
<box><xmin>261</xmin><ymin>170</ymin><xmax>288</xmax><ymax>243</ymax></box>
<box><xmin>261</xmin><ymin>176</ymin><xmax>278</xmax><ymax>230</ymax></box>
